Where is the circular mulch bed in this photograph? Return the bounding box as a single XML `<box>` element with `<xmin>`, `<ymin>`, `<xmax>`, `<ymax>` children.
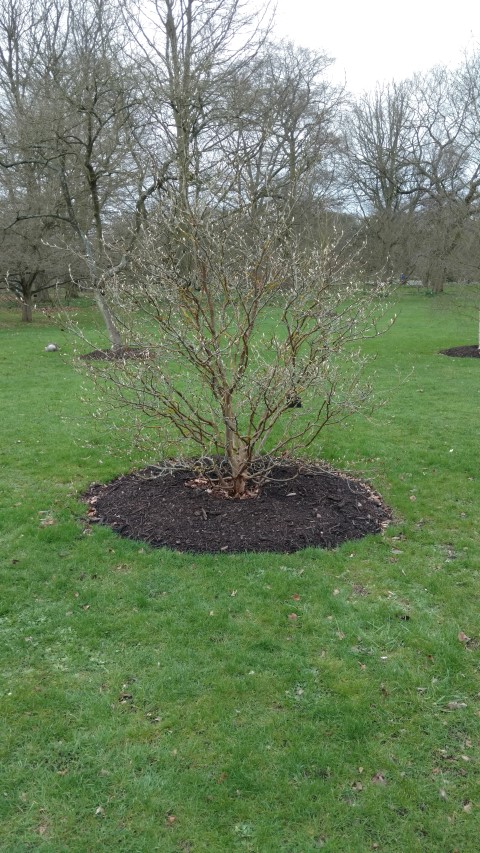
<box><xmin>85</xmin><ymin>462</ymin><xmax>391</xmax><ymax>554</ymax></box>
<box><xmin>80</xmin><ymin>346</ymin><xmax>151</xmax><ymax>361</ymax></box>
<box><xmin>440</xmin><ymin>345</ymin><xmax>480</xmax><ymax>358</ymax></box>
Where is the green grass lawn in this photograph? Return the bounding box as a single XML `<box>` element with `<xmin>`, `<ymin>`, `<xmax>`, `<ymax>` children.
<box><xmin>0</xmin><ymin>292</ymin><xmax>479</xmax><ymax>852</ymax></box>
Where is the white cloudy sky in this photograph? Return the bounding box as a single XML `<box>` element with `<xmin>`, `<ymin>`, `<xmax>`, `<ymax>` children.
<box><xmin>270</xmin><ymin>0</ymin><xmax>480</xmax><ymax>92</ymax></box>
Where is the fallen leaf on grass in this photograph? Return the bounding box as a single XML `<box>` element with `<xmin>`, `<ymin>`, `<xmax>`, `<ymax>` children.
<box><xmin>118</xmin><ymin>692</ymin><xmax>133</xmax><ymax>703</ymax></box>
<box><xmin>166</xmin><ymin>814</ymin><xmax>177</xmax><ymax>826</ymax></box>
<box><xmin>371</xmin><ymin>772</ymin><xmax>387</xmax><ymax>785</ymax></box>
<box><xmin>463</xmin><ymin>801</ymin><xmax>473</xmax><ymax>813</ymax></box>
<box><xmin>95</xmin><ymin>806</ymin><xmax>105</xmax><ymax>817</ymax></box>
<box><xmin>292</xmin><ymin>593</ymin><xmax>301</xmax><ymax>601</ymax></box>
<box><xmin>458</xmin><ymin>631</ymin><xmax>471</xmax><ymax>643</ymax></box>
<box><xmin>445</xmin><ymin>701</ymin><xmax>468</xmax><ymax>710</ymax></box>
<box><xmin>288</xmin><ymin>613</ymin><xmax>298</xmax><ymax>621</ymax></box>
<box><xmin>351</xmin><ymin>583</ymin><xmax>369</xmax><ymax>596</ymax></box>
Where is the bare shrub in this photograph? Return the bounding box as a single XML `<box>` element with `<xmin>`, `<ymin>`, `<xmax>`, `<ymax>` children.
<box><xmin>81</xmin><ymin>204</ymin><xmax>392</xmax><ymax>497</ymax></box>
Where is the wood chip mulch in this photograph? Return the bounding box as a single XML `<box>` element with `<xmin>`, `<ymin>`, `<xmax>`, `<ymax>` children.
<box><xmin>79</xmin><ymin>346</ymin><xmax>152</xmax><ymax>361</ymax></box>
<box><xmin>85</xmin><ymin>461</ymin><xmax>391</xmax><ymax>554</ymax></box>
<box><xmin>439</xmin><ymin>345</ymin><xmax>480</xmax><ymax>358</ymax></box>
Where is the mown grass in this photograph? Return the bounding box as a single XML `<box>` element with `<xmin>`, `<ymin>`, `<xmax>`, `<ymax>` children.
<box><xmin>0</xmin><ymin>291</ymin><xmax>479</xmax><ymax>852</ymax></box>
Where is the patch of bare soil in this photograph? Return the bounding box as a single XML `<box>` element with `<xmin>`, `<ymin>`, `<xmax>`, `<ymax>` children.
<box><xmin>440</xmin><ymin>345</ymin><xmax>480</xmax><ymax>358</ymax></box>
<box><xmin>80</xmin><ymin>346</ymin><xmax>152</xmax><ymax>361</ymax></box>
<box><xmin>85</xmin><ymin>461</ymin><xmax>391</xmax><ymax>554</ymax></box>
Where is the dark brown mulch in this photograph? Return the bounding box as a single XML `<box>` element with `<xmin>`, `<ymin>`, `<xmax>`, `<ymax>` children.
<box><xmin>80</xmin><ymin>346</ymin><xmax>152</xmax><ymax>361</ymax></box>
<box><xmin>440</xmin><ymin>345</ymin><xmax>480</xmax><ymax>358</ymax></box>
<box><xmin>85</xmin><ymin>462</ymin><xmax>391</xmax><ymax>554</ymax></box>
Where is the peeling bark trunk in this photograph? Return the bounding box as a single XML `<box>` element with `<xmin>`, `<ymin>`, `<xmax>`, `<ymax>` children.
<box><xmin>94</xmin><ymin>289</ymin><xmax>123</xmax><ymax>350</ymax></box>
<box><xmin>224</xmin><ymin>394</ymin><xmax>249</xmax><ymax>496</ymax></box>
<box><xmin>84</xmin><ymin>236</ymin><xmax>123</xmax><ymax>350</ymax></box>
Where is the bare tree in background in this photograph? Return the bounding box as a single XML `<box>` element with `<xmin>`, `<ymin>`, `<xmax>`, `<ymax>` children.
<box><xmin>342</xmin><ymin>81</ymin><xmax>421</xmax><ymax>279</ymax></box>
<box><xmin>344</xmin><ymin>64</ymin><xmax>480</xmax><ymax>291</ymax></box>
<box><xmin>407</xmin><ymin>66</ymin><xmax>480</xmax><ymax>293</ymax></box>
<box><xmin>0</xmin><ymin>0</ymin><xmax>71</xmax><ymax>319</ymax></box>
<box><xmin>0</xmin><ymin>0</ymin><xmax>166</xmax><ymax>340</ymax></box>
<box><xmin>220</xmin><ymin>40</ymin><xmax>343</xmax><ymax>231</ymax></box>
<box><xmin>38</xmin><ymin>0</ymin><xmax>148</xmax><ymax>346</ymax></box>
<box><xmin>122</xmin><ymin>0</ymin><xmax>272</xmax><ymax>290</ymax></box>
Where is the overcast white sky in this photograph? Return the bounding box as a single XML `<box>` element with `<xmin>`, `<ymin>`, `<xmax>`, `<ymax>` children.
<box><xmin>271</xmin><ymin>0</ymin><xmax>480</xmax><ymax>93</ymax></box>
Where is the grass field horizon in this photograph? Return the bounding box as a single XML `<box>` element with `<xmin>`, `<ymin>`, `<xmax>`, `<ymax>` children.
<box><xmin>1</xmin><ymin>289</ymin><xmax>479</xmax><ymax>851</ymax></box>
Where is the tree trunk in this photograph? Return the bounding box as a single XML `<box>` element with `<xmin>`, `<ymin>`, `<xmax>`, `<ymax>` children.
<box><xmin>21</xmin><ymin>276</ymin><xmax>35</xmax><ymax>322</ymax></box>
<box><xmin>224</xmin><ymin>395</ymin><xmax>249</xmax><ymax>496</ymax></box>
<box><xmin>426</xmin><ymin>258</ymin><xmax>446</xmax><ymax>293</ymax></box>
<box><xmin>94</xmin><ymin>289</ymin><xmax>123</xmax><ymax>350</ymax></box>
<box><xmin>65</xmin><ymin>280</ymin><xmax>80</xmax><ymax>299</ymax></box>
<box><xmin>21</xmin><ymin>299</ymin><xmax>33</xmax><ymax>322</ymax></box>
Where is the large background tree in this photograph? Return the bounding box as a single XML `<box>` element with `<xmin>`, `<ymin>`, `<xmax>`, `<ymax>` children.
<box><xmin>0</xmin><ymin>0</ymin><xmax>71</xmax><ymax>318</ymax></box>
<box><xmin>342</xmin><ymin>81</ymin><xmax>423</xmax><ymax>279</ymax></box>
